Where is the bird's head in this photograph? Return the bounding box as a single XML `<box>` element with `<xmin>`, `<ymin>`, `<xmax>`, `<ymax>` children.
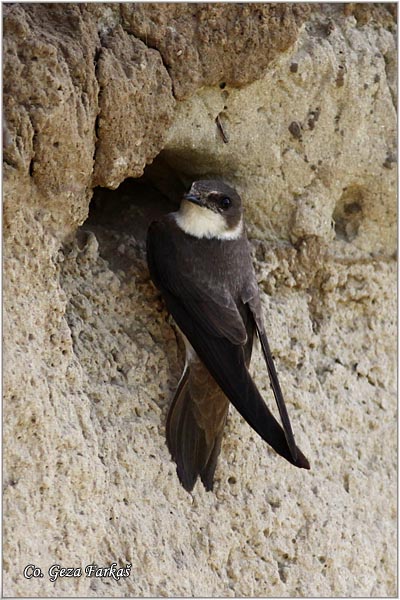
<box><xmin>177</xmin><ymin>180</ymin><xmax>243</xmax><ymax>240</ymax></box>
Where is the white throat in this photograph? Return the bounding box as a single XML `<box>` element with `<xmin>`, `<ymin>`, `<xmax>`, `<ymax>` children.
<box><xmin>174</xmin><ymin>200</ymin><xmax>243</xmax><ymax>240</ymax></box>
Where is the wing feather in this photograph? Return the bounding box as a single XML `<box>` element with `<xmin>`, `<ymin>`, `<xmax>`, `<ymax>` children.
<box><xmin>147</xmin><ymin>220</ymin><xmax>309</xmax><ymax>470</ymax></box>
<box><xmin>160</xmin><ymin>287</ymin><xmax>309</xmax><ymax>469</ymax></box>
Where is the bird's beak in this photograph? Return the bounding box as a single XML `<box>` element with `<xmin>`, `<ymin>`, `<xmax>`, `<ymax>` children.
<box><xmin>183</xmin><ymin>193</ymin><xmax>204</xmax><ymax>207</ymax></box>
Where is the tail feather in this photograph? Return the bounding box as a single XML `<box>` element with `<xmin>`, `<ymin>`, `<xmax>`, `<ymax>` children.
<box><xmin>200</xmin><ymin>432</ymin><xmax>225</xmax><ymax>491</ymax></box>
<box><xmin>166</xmin><ymin>365</ymin><xmax>228</xmax><ymax>492</ymax></box>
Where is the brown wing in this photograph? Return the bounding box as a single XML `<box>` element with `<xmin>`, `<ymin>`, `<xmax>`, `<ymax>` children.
<box><xmin>243</xmin><ymin>282</ymin><xmax>300</xmax><ymax>461</ymax></box>
<box><xmin>147</xmin><ymin>220</ymin><xmax>309</xmax><ymax>470</ymax></box>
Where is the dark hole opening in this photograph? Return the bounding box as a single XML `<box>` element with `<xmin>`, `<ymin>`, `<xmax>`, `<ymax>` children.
<box><xmin>333</xmin><ymin>186</ymin><xmax>365</xmax><ymax>243</ymax></box>
<box><xmin>81</xmin><ymin>152</ymin><xmax>198</xmax><ymax>272</ymax></box>
<box><xmin>86</xmin><ymin>153</ymin><xmax>190</xmax><ymax>243</ymax></box>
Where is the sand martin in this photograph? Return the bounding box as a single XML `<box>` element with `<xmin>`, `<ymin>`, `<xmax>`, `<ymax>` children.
<box><xmin>147</xmin><ymin>180</ymin><xmax>310</xmax><ymax>492</ymax></box>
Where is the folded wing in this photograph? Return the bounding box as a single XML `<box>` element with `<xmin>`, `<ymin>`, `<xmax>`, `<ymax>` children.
<box><xmin>147</xmin><ymin>221</ymin><xmax>309</xmax><ymax>470</ymax></box>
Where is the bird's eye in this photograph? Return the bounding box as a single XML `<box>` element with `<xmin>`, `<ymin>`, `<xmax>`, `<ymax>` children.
<box><xmin>219</xmin><ymin>196</ymin><xmax>231</xmax><ymax>209</ymax></box>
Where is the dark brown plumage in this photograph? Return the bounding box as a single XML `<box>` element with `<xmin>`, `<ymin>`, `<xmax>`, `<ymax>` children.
<box><xmin>147</xmin><ymin>180</ymin><xmax>310</xmax><ymax>492</ymax></box>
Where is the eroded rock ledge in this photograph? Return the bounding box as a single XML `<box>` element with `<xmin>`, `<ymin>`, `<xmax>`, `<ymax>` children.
<box><xmin>4</xmin><ymin>4</ymin><xmax>397</xmax><ymax>597</ymax></box>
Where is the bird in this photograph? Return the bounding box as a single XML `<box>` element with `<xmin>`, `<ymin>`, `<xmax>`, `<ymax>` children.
<box><xmin>146</xmin><ymin>180</ymin><xmax>310</xmax><ymax>492</ymax></box>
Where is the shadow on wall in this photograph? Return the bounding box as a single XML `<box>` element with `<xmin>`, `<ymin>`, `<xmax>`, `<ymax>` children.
<box><xmin>332</xmin><ymin>185</ymin><xmax>365</xmax><ymax>243</ymax></box>
<box><xmin>78</xmin><ymin>154</ymin><xmax>186</xmax><ymax>271</ymax></box>
<box><xmin>85</xmin><ymin>156</ymin><xmax>180</xmax><ymax>248</ymax></box>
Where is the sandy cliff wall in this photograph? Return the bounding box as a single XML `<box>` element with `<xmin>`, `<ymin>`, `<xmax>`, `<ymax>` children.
<box><xmin>3</xmin><ymin>3</ymin><xmax>396</xmax><ymax>596</ymax></box>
